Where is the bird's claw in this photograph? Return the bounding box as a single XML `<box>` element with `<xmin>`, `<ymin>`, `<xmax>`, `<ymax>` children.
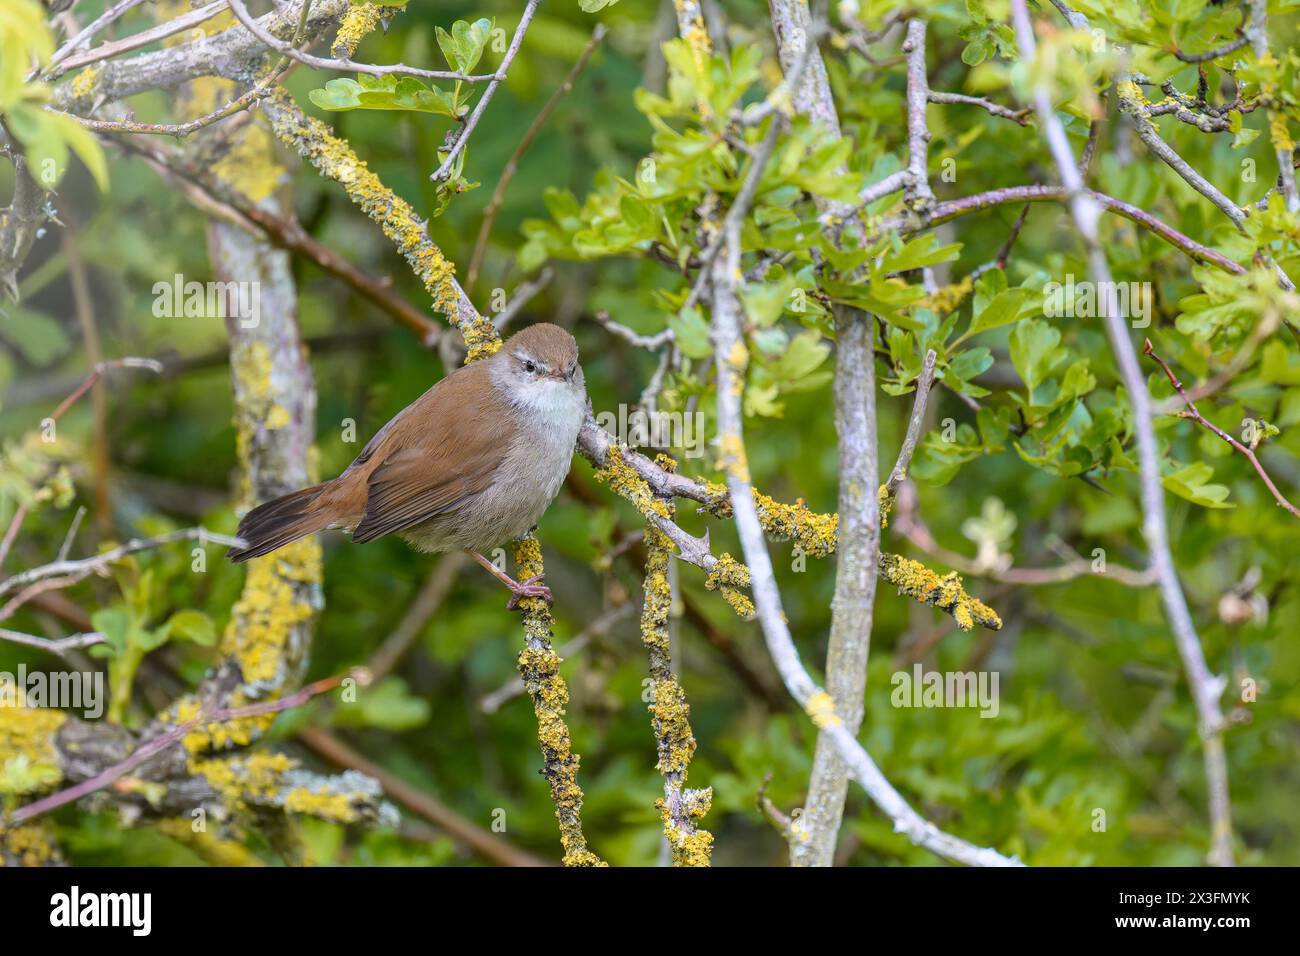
<box><xmin>506</xmin><ymin>574</ymin><xmax>553</xmax><ymax>611</ymax></box>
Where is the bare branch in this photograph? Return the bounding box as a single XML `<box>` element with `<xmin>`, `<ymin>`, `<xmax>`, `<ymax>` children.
<box><xmin>49</xmin><ymin>1</ymin><xmax>230</xmax><ymax>78</ymax></box>
<box><xmin>0</xmin><ymin>627</ymin><xmax>104</xmax><ymax>657</ymax></box>
<box><xmin>467</xmin><ymin>22</ymin><xmax>605</xmax><ymax>289</ymax></box>
<box><xmin>902</xmin><ymin>20</ymin><xmax>935</xmax><ymax>210</ymax></box>
<box><xmin>886</xmin><ymin>349</ymin><xmax>938</xmax><ymax>495</ymax></box>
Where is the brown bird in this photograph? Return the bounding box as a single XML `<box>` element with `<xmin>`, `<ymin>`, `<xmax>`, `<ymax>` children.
<box><xmin>227</xmin><ymin>323</ymin><xmax>587</xmax><ymax>608</ymax></box>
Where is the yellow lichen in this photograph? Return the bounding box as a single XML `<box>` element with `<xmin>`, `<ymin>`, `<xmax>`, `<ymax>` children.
<box><xmin>169</xmin><ymin>536</ymin><xmax>322</xmax><ymax>753</ymax></box>
<box><xmin>878</xmin><ymin>552</ymin><xmax>1002</xmax><ymax>631</ymax></box>
<box><xmin>806</xmin><ymin>689</ymin><xmax>842</xmax><ymax>728</ymax></box>
<box><xmin>639</xmin><ymin>504</ymin><xmax>712</xmax><ymax>864</ymax></box>
<box><xmin>189</xmin><ymin>751</ymin><xmax>296</xmax><ymax>807</ymax></box>
<box><xmin>511</xmin><ymin>533</ymin><xmax>606</xmax><ymax>866</ymax></box>
<box><xmin>0</xmin><ymin>820</ymin><xmax>61</xmax><ymax>866</ymax></box>
<box><xmin>717</xmin><ymin>433</ymin><xmax>751</xmax><ymax>483</ymax></box>
<box><xmin>657</xmin><ymin>790</ymin><xmax>714</xmax><ymax>867</ymax></box>
<box><xmin>282</xmin><ymin>787</ymin><xmax>357</xmax><ymax>821</ymax></box>
<box><xmin>879</xmin><ymin>482</ymin><xmax>894</xmax><ymax>529</ymax></box>
<box><xmin>1116</xmin><ymin>80</ymin><xmax>1151</xmax><ymax>112</ymax></box>
<box><xmin>69</xmin><ymin>65</ymin><xmax>98</xmax><ymax>99</ymax></box>
<box><xmin>263</xmin><ymin>403</ymin><xmax>292</xmax><ymax>431</ymax></box>
<box><xmin>0</xmin><ymin>705</ymin><xmax>65</xmax><ymax>770</ymax></box>
<box><xmin>914</xmin><ymin>273</ymin><xmax>975</xmax><ymax>317</ymax></box>
<box><xmin>704</xmin><ymin>552</ymin><xmax>754</xmax><ymax>618</ymax></box>
<box><xmin>752</xmin><ymin>489</ymin><xmax>838</xmax><ymax>557</ymax></box>
<box><xmin>220</xmin><ymin>536</ymin><xmax>322</xmax><ymax>685</ymax></box>
<box><xmin>592</xmin><ymin>445</ymin><xmax>671</xmax><ymax>520</ymax></box>
<box><xmin>331</xmin><ymin>3</ymin><xmax>402</xmax><ymax>58</ymax></box>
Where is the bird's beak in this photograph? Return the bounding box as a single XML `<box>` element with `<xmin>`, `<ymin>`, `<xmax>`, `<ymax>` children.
<box><xmin>547</xmin><ymin>371</ymin><xmax>567</xmax><ymax>382</ymax></box>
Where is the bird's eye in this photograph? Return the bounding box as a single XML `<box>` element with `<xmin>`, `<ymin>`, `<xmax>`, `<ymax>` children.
<box><xmin>522</xmin><ymin>360</ymin><xmax>537</xmax><ymax>374</ymax></box>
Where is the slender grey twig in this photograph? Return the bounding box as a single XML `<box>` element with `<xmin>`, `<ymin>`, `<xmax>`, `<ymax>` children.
<box><xmin>1011</xmin><ymin>0</ymin><xmax>1234</xmax><ymax>868</ymax></box>
<box><xmin>430</xmin><ymin>0</ymin><xmax>542</xmax><ymax>183</ymax></box>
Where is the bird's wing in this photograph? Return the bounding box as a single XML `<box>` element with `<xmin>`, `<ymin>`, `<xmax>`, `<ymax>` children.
<box><xmin>351</xmin><ymin>363</ymin><xmax>509</xmax><ymax>544</ymax></box>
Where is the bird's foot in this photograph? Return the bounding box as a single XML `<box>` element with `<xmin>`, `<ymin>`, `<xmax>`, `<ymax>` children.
<box><xmin>505</xmin><ymin>574</ymin><xmax>553</xmax><ymax>611</ymax></box>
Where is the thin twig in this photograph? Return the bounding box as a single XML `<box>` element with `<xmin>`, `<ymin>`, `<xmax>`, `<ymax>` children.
<box><xmin>0</xmin><ymin>527</ymin><xmax>244</xmax><ymax>600</ymax></box>
<box><xmin>0</xmin><ymin>506</ymin><xmax>28</xmax><ymax>570</ymax></box>
<box><xmin>40</xmin><ymin>0</ymin><xmax>150</xmax><ymax>79</ymax></box>
<box><xmin>1143</xmin><ymin>339</ymin><xmax>1299</xmax><ymax>518</ymax></box>
<box><xmin>886</xmin><ymin>349</ymin><xmax>937</xmax><ymax>495</ymax></box>
<box><xmin>466</xmin><ymin>23</ymin><xmax>606</xmax><ymax>290</ymax></box>
<box><xmin>226</xmin><ymin>0</ymin><xmax>497</xmax><ymax>84</ymax></box>
<box><xmin>48</xmin><ymin>357</ymin><xmax>164</xmax><ymax>424</ymax></box>
<box><xmin>50</xmin><ymin>1</ymin><xmax>231</xmax><ymax>78</ymax></box>
<box><xmin>430</xmin><ymin>0</ymin><xmax>542</xmax><ymax>183</ymax></box>
<box><xmin>0</xmin><ymin>626</ymin><xmax>104</xmax><ymax>657</ymax></box>
<box><xmin>928</xmin><ymin>90</ymin><xmax>1031</xmax><ymax>126</ymax></box>
<box><xmin>491</xmin><ymin>267</ymin><xmax>553</xmax><ymax>332</ymax></box>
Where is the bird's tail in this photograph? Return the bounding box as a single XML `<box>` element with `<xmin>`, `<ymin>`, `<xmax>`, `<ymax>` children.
<box><xmin>226</xmin><ymin>483</ymin><xmax>333</xmax><ymax>563</ymax></box>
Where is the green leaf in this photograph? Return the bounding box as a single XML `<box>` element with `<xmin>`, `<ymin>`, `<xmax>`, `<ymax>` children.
<box><xmin>334</xmin><ymin>677</ymin><xmax>431</xmax><ymax>731</ymax></box>
<box><xmin>309</xmin><ymin>76</ymin><xmax>460</xmax><ymax>116</ymax></box>
<box><xmin>963</xmin><ymin>287</ymin><xmax>1035</xmax><ymax>341</ymax></box>
<box><xmin>768</xmin><ymin>329</ymin><xmax>830</xmax><ymax>382</ymax></box>
<box><xmin>1162</xmin><ymin>461</ymin><xmax>1234</xmax><ymax>509</ymax></box>
<box><xmin>436</xmin><ymin>18</ymin><xmax>494</xmax><ymax>75</ymax></box>
<box><xmin>739</xmin><ymin>275</ymin><xmax>798</xmax><ymax>328</ymax></box>
<box><xmin>880</xmin><ymin>234</ymin><xmax>963</xmax><ymax>274</ymax></box>
<box><xmin>0</xmin><ymin>306</ymin><xmax>71</xmax><ymax>365</ymax></box>
<box><xmin>91</xmin><ymin>605</ymin><xmax>132</xmax><ymax>659</ymax></box>
<box><xmin>160</xmin><ymin>609</ymin><xmax>217</xmax><ymax>647</ymax></box>
<box><xmin>668</xmin><ymin>307</ymin><xmax>712</xmax><ymax>359</ymax></box>
<box><xmin>1009</xmin><ymin>318</ymin><xmax>1067</xmax><ymax>396</ymax></box>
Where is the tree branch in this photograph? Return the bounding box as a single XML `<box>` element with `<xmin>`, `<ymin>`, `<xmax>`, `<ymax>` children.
<box><xmin>1011</xmin><ymin>0</ymin><xmax>1234</xmax><ymax>868</ymax></box>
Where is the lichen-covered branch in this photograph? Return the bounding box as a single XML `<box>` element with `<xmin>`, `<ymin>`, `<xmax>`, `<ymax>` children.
<box><xmin>5</xmin><ymin>670</ymin><xmax>391</xmax><ymax>833</ymax></box>
<box><xmin>511</xmin><ymin>536</ymin><xmax>604</xmax><ymax>867</ymax></box>
<box><xmin>708</xmin><ymin>178</ymin><xmax>1020</xmax><ymax>867</ymax></box>
<box><xmin>260</xmin><ymin>86</ymin><xmax>606</xmax><ymax>858</ymax></box>
<box><xmin>640</xmin><ymin>474</ymin><xmax>712</xmax><ymax>866</ymax></box>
